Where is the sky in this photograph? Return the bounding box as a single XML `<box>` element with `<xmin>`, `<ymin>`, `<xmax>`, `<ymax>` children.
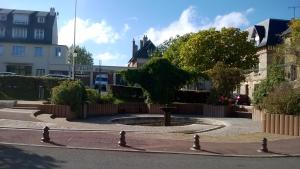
<box><xmin>1</xmin><ymin>0</ymin><xmax>300</xmax><ymax>66</ymax></box>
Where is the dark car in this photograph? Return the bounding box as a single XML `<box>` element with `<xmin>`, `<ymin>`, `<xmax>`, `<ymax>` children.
<box><xmin>234</xmin><ymin>94</ymin><xmax>251</xmax><ymax>105</ymax></box>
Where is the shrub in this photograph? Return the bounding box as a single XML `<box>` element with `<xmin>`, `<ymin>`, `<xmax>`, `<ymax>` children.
<box><xmin>261</xmin><ymin>83</ymin><xmax>300</xmax><ymax>115</ymax></box>
<box><xmin>253</xmin><ymin>61</ymin><xmax>285</xmax><ymax>106</ymax></box>
<box><xmin>86</xmin><ymin>89</ymin><xmax>101</xmax><ymax>104</ymax></box>
<box><xmin>51</xmin><ymin>80</ymin><xmax>87</xmax><ymax>117</ymax></box>
<box><xmin>0</xmin><ymin>76</ymin><xmax>63</xmax><ymax>100</ymax></box>
<box><xmin>100</xmin><ymin>93</ymin><xmax>116</xmax><ymax>104</ymax></box>
<box><xmin>110</xmin><ymin>85</ymin><xmax>144</xmax><ymax>102</ymax></box>
<box><xmin>0</xmin><ymin>91</ymin><xmax>11</xmax><ymax>100</ymax></box>
<box><xmin>123</xmin><ymin>58</ymin><xmax>191</xmax><ymax>104</ymax></box>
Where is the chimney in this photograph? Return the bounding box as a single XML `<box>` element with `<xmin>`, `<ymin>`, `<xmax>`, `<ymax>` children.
<box><xmin>143</xmin><ymin>35</ymin><xmax>148</xmax><ymax>45</ymax></box>
<box><xmin>50</xmin><ymin>7</ymin><xmax>56</xmax><ymax>16</ymax></box>
<box><xmin>140</xmin><ymin>40</ymin><xmax>143</xmax><ymax>49</ymax></box>
<box><xmin>132</xmin><ymin>38</ymin><xmax>137</xmax><ymax>57</ymax></box>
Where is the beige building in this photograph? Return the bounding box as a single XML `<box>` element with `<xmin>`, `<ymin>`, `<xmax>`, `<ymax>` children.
<box><xmin>239</xmin><ymin>19</ymin><xmax>290</xmax><ymax>99</ymax></box>
<box><xmin>0</xmin><ymin>8</ymin><xmax>68</xmax><ymax>76</ymax></box>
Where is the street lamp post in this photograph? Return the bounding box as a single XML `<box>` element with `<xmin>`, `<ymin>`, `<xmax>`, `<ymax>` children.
<box><xmin>72</xmin><ymin>0</ymin><xmax>77</xmax><ymax>80</ymax></box>
<box><xmin>72</xmin><ymin>52</ymin><xmax>77</xmax><ymax>80</ymax></box>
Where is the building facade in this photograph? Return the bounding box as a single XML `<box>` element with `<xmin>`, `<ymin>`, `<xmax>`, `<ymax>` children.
<box><xmin>239</xmin><ymin>18</ymin><xmax>290</xmax><ymax>99</ymax></box>
<box><xmin>0</xmin><ymin>8</ymin><xmax>68</xmax><ymax>76</ymax></box>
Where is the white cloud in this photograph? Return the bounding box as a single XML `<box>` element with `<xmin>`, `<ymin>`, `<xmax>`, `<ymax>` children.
<box><xmin>94</xmin><ymin>52</ymin><xmax>128</xmax><ymax>66</ymax></box>
<box><xmin>145</xmin><ymin>7</ymin><xmax>254</xmax><ymax>45</ymax></box>
<box><xmin>123</xmin><ymin>24</ymin><xmax>130</xmax><ymax>33</ymax></box>
<box><xmin>59</xmin><ymin>18</ymin><xmax>120</xmax><ymax>46</ymax></box>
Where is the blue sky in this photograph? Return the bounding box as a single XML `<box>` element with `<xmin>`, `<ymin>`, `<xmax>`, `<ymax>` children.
<box><xmin>1</xmin><ymin>0</ymin><xmax>299</xmax><ymax>66</ymax></box>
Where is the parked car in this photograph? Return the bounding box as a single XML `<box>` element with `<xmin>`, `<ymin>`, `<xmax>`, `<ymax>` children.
<box><xmin>234</xmin><ymin>94</ymin><xmax>251</xmax><ymax>105</ymax></box>
<box><xmin>0</xmin><ymin>72</ymin><xmax>17</xmax><ymax>76</ymax></box>
<box><xmin>94</xmin><ymin>74</ymin><xmax>108</xmax><ymax>91</ymax></box>
<box><xmin>44</xmin><ymin>74</ymin><xmax>70</xmax><ymax>79</ymax></box>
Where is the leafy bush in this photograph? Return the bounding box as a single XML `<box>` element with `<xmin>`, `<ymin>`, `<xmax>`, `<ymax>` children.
<box><xmin>0</xmin><ymin>76</ymin><xmax>63</xmax><ymax>100</ymax></box>
<box><xmin>0</xmin><ymin>91</ymin><xmax>11</xmax><ymax>100</ymax></box>
<box><xmin>253</xmin><ymin>65</ymin><xmax>285</xmax><ymax>106</ymax></box>
<box><xmin>123</xmin><ymin>58</ymin><xmax>191</xmax><ymax>104</ymax></box>
<box><xmin>100</xmin><ymin>93</ymin><xmax>117</xmax><ymax>104</ymax></box>
<box><xmin>51</xmin><ymin>80</ymin><xmax>87</xmax><ymax>117</ymax></box>
<box><xmin>261</xmin><ymin>83</ymin><xmax>300</xmax><ymax>115</ymax></box>
<box><xmin>110</xmin><ymin>85</ymin><xmax>144</xmax><ymax>102</ymax></box>
<box><xmin>86</xmin><ymin>89</ymin><xmax>101</xmax><ymax>104</ymax></box>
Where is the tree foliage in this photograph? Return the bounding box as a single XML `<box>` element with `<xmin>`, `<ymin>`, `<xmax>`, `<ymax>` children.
<box><xmin>176</xmin><ymin>28</ymin><xmax>258</xmax><ymax>73</ymax></box>
<box><xmin>162</xmin><ymin>33</ymin><xmax>193</xmax><ymax>67</ymax></box>
<box><xmin>122</xmin><ymin>58</ymin><xmax>191</xmax><ymax>104</ymax></box>
<box><xmin>68</xmin><ymin>45</ymin><xmax>93</xmax><ymax>65</ymax></box>
<box><xmin>206</xmin><ymin>62</ymin><xmax>245</xmax><ymax>97</ymax></box>
<box><xmin>261</xmin><ymin>83</ymin><xmax>300</xmax><ymax>115</ymax></box>
<box><xmin>51</xmin><ymin>80</ymin><xmax>87</xmax><ymax>116</ymax></box>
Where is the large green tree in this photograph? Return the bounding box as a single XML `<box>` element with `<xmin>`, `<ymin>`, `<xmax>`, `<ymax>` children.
<box><xmin>206</xmin><ymin>62</ymin><xmax>245</xmax><ymax>97</ymax></box>
<box><xmin>123</xmin><ymin>58</ymin><xmax>191</xmax><ymax>104</ymax></box>
<box><xmin>68</xmin><ymin>45</ymin><xmax>93</xmax><ymax>65</ymax></box>
<box><xmin>179</xmin><ymin>28</ymin><xmax>258</xmax><ymax>73</ymax></box>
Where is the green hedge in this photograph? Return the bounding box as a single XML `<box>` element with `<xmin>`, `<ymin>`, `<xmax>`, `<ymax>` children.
<box><xmin>0</xmin><ymin>76</ymin><xmax>65</xmax><ymax>100</ymax></box>
<box><xmin>110</xmin><ymin>85</ymin><xmax>145</xmax><ymax>102</ymax></box>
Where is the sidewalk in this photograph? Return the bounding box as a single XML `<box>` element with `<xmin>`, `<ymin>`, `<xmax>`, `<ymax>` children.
<box><xmin>1</xmin><ymin>128</ymin><xmax>300</xmax><ymax>157</ymax></box>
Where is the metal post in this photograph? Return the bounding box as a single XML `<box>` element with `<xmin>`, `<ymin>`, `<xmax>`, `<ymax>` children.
<box><xmin>118</xmin><ymin>131</ymin><xmax>126</xmax><ymax>147</ymax></box>
<box><xmin>41</xmin><ymin>126</ymin><xmax>50</xmax><ymax>143</ymax></box>
<box><xmin>72</xmin><ymin>0</ymin><xmax>77</xmax><ymax>80</ymax></box>
<box><xmin>192</xmin><ymin>134</ymin><xmax>200</xmax><ymax>150</ymax></box>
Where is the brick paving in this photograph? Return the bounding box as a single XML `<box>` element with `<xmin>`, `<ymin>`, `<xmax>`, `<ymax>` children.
<box><xmin>0</xmin><ymin>108</ymin><xmax>300</xmax><ymax>156</ymax></box>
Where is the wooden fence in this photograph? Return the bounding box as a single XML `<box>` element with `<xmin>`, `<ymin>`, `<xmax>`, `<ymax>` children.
<box><xmin>253</xmin><ymin>109</ymin><xmax>300</xmax><ymax>136</ymax></box>
<box><xmin>203</xmin><ymin>104</ymin><xmax>230</xmax><ymax>117</ymax></box>
<box><xmin>38</xmin><ymin>103</ymin><xmax>229</xmax><ymax>119</ymax></box>
<box><xmin>39</xmin><ymin>104</ymin><xmax>75</xmax><ymax>120</ymax></box>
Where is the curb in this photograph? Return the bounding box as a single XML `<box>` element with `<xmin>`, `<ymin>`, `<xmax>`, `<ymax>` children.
<box><xmin>1</xmin><ymin>142</ymin><xmax>300</xmax><ymax>158</ymax></box>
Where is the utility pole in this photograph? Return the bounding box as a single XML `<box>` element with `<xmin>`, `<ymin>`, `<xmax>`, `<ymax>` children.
<box><xmin>288</xmin><ymin>6</ymin><xmax>300</xmax><ymax>19</ymax></box>
<box><xmin>98</xmin><ymin>60</ymin><xmax>102</xmax><ymax>94</ymax></box>
<box><xmin>72</xmin><ymin>0</ymin><xmax>78</xmax><ymax>80</ymax></box>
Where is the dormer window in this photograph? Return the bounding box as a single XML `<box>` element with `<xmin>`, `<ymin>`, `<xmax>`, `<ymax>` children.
<box><xmin>13</xmin><ymin>14</ymin><xmax>29</xmax><ymax>25</ymax></box>
<box><xmin>37</xmin><ymin>16</ymin><xmax>45</xmax><ymax>23</ymax></box>
<box><xmin>255</xmin><ymin>34</ymin><xmax>260</xmax><ymax>46</ymax></box>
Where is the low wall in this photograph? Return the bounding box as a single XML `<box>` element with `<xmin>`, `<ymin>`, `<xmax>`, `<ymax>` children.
<box><xmin>0</xmin><ymin>100</ymin><xmax>17</xmax><ymax>108</ymax></box>
<box><xmin>86</xmin><ymin>104</ymin><xmax>118</xmax><ymax>116</ymax></box>
<box><xmin>263</xmin><ymin>113</ymin><xmax>300</xmax><ymax>136</ymax></box>
<box><xmin>118</xmin><ymin>103</ymin><xmax>148</xmax><ymax>114</ymax></box>
<box><xmin>39</xmin><ymin>104</ymin><xmax>75</xmax><ymax>120</ymax></box>
<box><xmin>203</xmin><ymin>104</ymin><xmax>230</xmax><ymax>117</ymax></box>
<box><xmin>252</xmin><ymin>108</ymin><xmax>266</xmax><ymax>121</ymax></box>
<box><xmin>85</xmin><ymin>103</ymin><xmax>205</xmax><ymax>116</ymax></box>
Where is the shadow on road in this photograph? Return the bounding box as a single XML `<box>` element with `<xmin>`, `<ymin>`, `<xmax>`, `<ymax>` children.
<box><xmin>0</xmin><ymin>144</ymin><xmax>64</xmax><ymax>169</ymax></box>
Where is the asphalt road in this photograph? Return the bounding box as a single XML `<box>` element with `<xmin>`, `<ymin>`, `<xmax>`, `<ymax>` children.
<box><xmin>0</xmin><ymin>143</ymin><xmax>299</xmax><ymax>169</ymax></box>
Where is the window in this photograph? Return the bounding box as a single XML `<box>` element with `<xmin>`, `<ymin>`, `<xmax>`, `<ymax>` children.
<box><xmin>7</xmin><ymin>65</ymin><xmax>32</xmax><ymax>76</ymax></box>
<box><xmin>13</xmin><ymin>14</ymin><xmax>29</xmax><ymax>25</ymax></box>
<box><xmin>0</xmin><ymin>27</ymin><xmax>5</xmax><ymax>37</ymax></box>
<box><xmin>0</xmin><ymin>46</ymin><xmax>3</xmax><ymax>56</ymax></box>
<box><xmin>37</xmin><ymin>16</ymin><xmax>45</xmax><ymax>23</ymax></box>
<box><xmin>54</xmin><ymin>47</ymin><xmax>62</xmax><ymax>57</ymax></box>
<box><xmin>12</xmin><ymin>27</ymin><xmax>27</xmax><ymax>38</ymax></box>
<box><xmin>0</xmin><ymin>14</ymin><xmax>7</xmax><ymax>21</ymax></box>
<box><xmin>34</xmin><ymin>47</ymin><xmax>43</xmax><ymax>57</ymax></box>
<box><xmin>12</xmin><ymin>46</ymin><xmax>25</xmax><ymax>56</ymax></box>
<box><xmin>36</xmin><ymin>69</ymin><xmax>45</xmax><ymax>76</ymax></box>
<box><xmin>34</xmin><ymin>29</ymin><xmax>44</xmax><ymax>40</ymax></box>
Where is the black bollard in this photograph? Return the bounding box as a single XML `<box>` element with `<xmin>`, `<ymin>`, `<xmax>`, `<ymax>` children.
<box><xmin>192</xmin><ymin>134</ymin><xmax>201</xmax><ymax>150</ymax></box>
<box><xmin>260</xmin><ymin>137</ymin><xmax>268</xmax><ymax>152</ymax></box>
<box><xmin>118</xmin><ymin>131</ymin><xmax>126</xmax><ymax>147</ymax></box>
<box><xmin>41</xmin><ymin>126</ymin><xmax>50</xmax><ymax>143</ymax></box>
